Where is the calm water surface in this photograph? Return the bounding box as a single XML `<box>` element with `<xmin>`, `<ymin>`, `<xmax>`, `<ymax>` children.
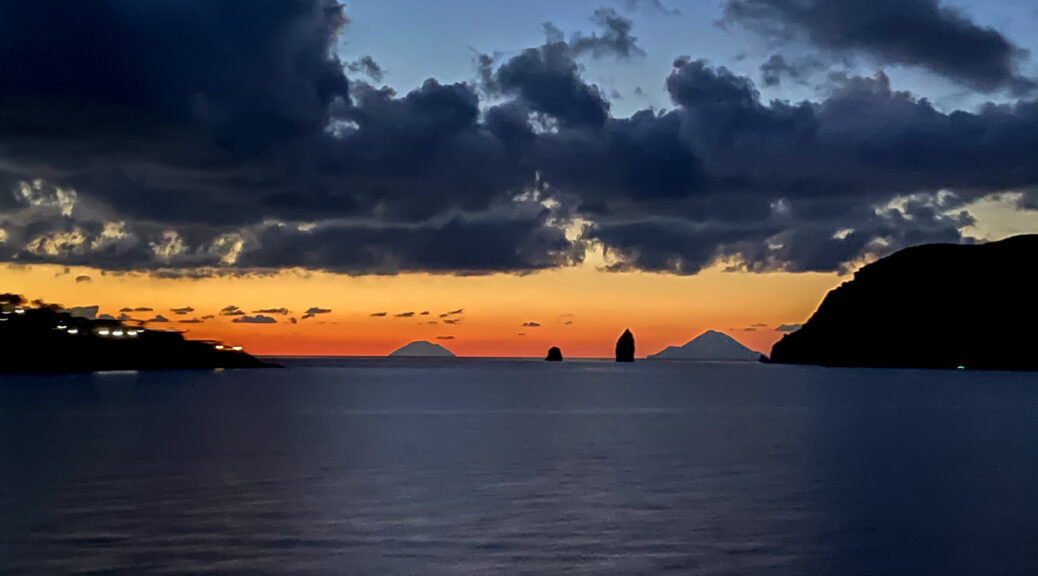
<box><xmin>2</xmin><ymin>359</ymin><xmax>1038</xmax><ymax>574</ymax></box>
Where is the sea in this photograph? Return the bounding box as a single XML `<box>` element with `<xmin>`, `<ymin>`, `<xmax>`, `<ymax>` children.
<box><xmin>2</xmin><ymin>358</ymin><xmax>1038</xmax><ymax>575</ymax></box>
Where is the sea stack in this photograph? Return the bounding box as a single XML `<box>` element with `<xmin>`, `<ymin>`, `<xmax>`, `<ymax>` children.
<box><xmin>545</xmin><ymin>347</ymin><xmax>563</xmax><ymax>361</ymax></box>
<box><xmin>615</xmin><ymin>329</ymin><xmax>635</xmax><ymax>362</ymax></box>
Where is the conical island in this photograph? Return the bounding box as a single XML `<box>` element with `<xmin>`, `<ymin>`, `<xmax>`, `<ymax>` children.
<box><xmin>389</xmin><ymin>341</ymin><xmax>456</xmax><ymax>358</ymax></box>
<box><xmin>546</xmin><ymin>347</ymin><xmax>563</xmax><ymax>361</ymax></box>
<box><xmin>649</xmin><ymin>330</ymin><xmax>761</xmax><ymax>361</ymax></box>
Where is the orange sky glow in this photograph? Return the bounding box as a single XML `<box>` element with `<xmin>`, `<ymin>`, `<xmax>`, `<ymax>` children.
<box><xmin>1</xmin><ymin>259</ymin><xmax>840</xmax><ymax>358</ymax></box>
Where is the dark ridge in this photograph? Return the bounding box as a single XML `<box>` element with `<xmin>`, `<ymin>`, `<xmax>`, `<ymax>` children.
<box><xmin>769</xmin><ymin>235</ymin><xmax>1038</xmax><ymax>371</ymax></box>
<box><xmin>545</xmin><ymin>346</ymin><xmax>563</xmax><ymax>361</ymax></box>
<box><xmin>0</xmin><ymin>295</ymin><xmax>274</xmax><ymax>373</ymax></box>
<box><xmin>616</xmin><ymin>329</ymin><xmax>635</xmax><ymax>362</ymax></box>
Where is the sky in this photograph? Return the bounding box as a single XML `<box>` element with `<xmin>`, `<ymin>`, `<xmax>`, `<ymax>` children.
<box><xmin>1</xmin><ymin>0</ymin><xmax>1037</xmax><ymax>357</ymax></box>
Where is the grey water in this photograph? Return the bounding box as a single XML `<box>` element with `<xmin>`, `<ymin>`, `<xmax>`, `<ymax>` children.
<box><xmin>2</xmin><ymin>359</ymin><xmax>1038</xmax><ymax>575</ymax></box>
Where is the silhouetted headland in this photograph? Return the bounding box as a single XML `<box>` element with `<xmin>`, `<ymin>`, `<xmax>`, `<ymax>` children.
<box><xmin>545</xmin><ymin>347</ymin><xmax>563</xmax><ymax>361</ymax></box>
<box><xmin>769</xmin><ymin>235</ymin><xmax>1038</xmax><ymax>371</ymax></box>
<box><xmin>0</xmin><ymin>294</ymin><xmax>272</xmax><ymax>373</ymax></box>
<box><xmin>389</xmin><ymin>341</ymin><xmax>456</xmax><ymax>357</ymax></box>
<box><xmin>616</xmin><ymin>329</ymin><xmax>635</xmax><ymax>362</ymax></box>
<box><xmin>649</xmin><ymin>330</ymin><xmax>761</xmax><ymax>361</ymax></box>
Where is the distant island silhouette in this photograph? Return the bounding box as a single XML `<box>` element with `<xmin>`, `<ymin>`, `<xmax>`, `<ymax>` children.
<box><xmin>616</xmin><ymin>329</ymin><xmax>635</xmax><ymax>362</ymax></box>
<box><xmin>546</xmin><ymin>347</ymin><xmax>563</xmax><ymax>361</ymax></box>
<box><xmin>770</xmin><ymin>235</ymin><xmax>1038</xmax><ymax>371</ymax></box>
<box><xmin>389</xmin><ymin>341</ymin><xmax>456</xmax><ymax>357</ymax></box>
<box><xmin>649</xmin><ymin>330</ymin><xmax>762</xmax><ymax>361</ymax></box>
<box><xmin>0</xmin><ymin>294</ymin><xmax>271</xmax><ymax>373</ymax></box>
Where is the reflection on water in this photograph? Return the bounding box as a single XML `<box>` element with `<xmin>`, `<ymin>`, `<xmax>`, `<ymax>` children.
<box><xmin>2</xmin><ymin>360</ymin><xmax>1038</xmax><ymax>574</ymax></box>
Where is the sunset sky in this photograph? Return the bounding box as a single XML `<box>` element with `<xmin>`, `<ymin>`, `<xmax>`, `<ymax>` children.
<box><xmin>1</xmin><ymin>0</ymin><xmax>1037</xmax><ymax>357</ymax></box>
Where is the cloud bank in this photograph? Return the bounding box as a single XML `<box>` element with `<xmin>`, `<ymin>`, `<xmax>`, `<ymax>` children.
<box><xmin>0</xmin><ymin>0</ymin><xmax>1034</xmax><ymax>279</ymax></box>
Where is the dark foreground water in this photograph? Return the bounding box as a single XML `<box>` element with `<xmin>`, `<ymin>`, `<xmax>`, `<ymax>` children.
<box><xmin>2</xmin><ymin>359</ymin><xmax>1038</xmax><ymax>575</ymax></box>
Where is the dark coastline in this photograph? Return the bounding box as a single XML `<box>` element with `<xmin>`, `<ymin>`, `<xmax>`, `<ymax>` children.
<box><xmin>1</xmin><ymin>296</ymin><xmax>273</xmax><ymax>374</ymax></box>
<box><xmin>770</xmin><ymin>235</ymin><xmax>1038</xmax><ymax>371</ymax></box>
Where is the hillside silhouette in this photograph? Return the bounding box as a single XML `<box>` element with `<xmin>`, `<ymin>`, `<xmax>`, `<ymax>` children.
<box><xmin>770</xmin><ymin>235</ymin><xmax>1038</xmax><ymax>370</ymax></box>
<box><xmin>0</xmin><ymin>294</ymin><xmax>270</xmax><ymax>373</ymax></box>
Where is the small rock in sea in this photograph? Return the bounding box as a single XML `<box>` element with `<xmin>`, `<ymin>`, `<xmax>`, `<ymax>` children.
<box><xmin>546</xmin><ymin>347</ymin><xmax>563</xmax><ymax>361</ymax></box>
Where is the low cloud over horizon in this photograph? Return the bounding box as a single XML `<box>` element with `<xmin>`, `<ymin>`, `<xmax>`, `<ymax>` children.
<box><xmin>233</xmin><ymin>315</ymin><xmax>278</xmax><ymax>324</ymax></box>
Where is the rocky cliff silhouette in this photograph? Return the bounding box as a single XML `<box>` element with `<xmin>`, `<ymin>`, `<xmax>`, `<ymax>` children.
<box><xmin>616</xmin><ymin>329</ymin><xmax>635</xmax><ymax>362</ymax></box>
<box><xmin>769</xmin><ymin>235</ymin><xmax>1038</xmax><ymax>371</ymax></box>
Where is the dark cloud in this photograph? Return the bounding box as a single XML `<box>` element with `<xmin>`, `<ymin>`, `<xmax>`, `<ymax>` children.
<box><xmin>541</xmin><ymin>59</ymin><xmax>1030</xmax><ymax>274</ymax></box>
<box><xmin>253</xmin><ymin>308</ymin><xmax>290</xmax><ymax>315</ymax></box>
<box><xmin>74</xmin><ymin>275</ymin><xmax>91</xmax><ymax>283</ymax></box>
<box><xmin>232</xmin><ymin>314</ymin><xmax>277</xmax><ymax>324</ymax></box>
<box><xmin>521</xmin><ymin>321</ymin><xmax>541</xmax><ymax>327</ymax></box>
<box><xmin>394</xmin><ymin>312</ymin><xmax>416</xmax><ymax>318</ymax></box>
<box><xmin>776</xmin><ymin>323</ymin><xmax>803</xmax><ymax>333</ymax></box>
<box><xmin>220</xmin><ymin>305</ymin><xmax>244</xmax><ymax>316</ymax></box>
<box><xmin>436</xmin><ymin>336</ymin><xmax>455</xmax><ymax>340</ymax></box>
<box><xmin>420</xmin><ymin>311</ymin><xmax>430</xmax><ymax>316</ymax></box>
<box><xmin>370</xmin><ymin>312</ymin><xmax>388</xmax><ymax>317</ymax></box>
<box><xmin>170</xmin><ymin>306</ymin><xmax>195</xmax><ymax>315</ymax></box>
<box><xmin>179</xmin><ymin>318</ymin><xmax>204</xmax><ymax>324</ymax></box>
<box><xmin>134</xmin><ymin>307</ymin><xmax>153</xmax><ymax>312</ymax></box>
<box><xmin>0</xmin><ymin>1</ymin><xmax>1035</xmax><ymax>278</ymax></box>
<box><xmin>347</xmin><ymin>56</ymin><xmax>384</xmax><ymax>83</ymax></box>
<box><xmin>443</xmin><ymin>318</ymin><xmax>461</xmax><ymax>325</ymax></box>
<box><xmin>724</xmin><ymin>0</ymin><xmax>1035</xmax><ymax>93</ymax></box>
<box><xmin>201</xmin><ymin>315</ymin><xmax>216</xmax><ymax>320</ymax></box>
<box><xmin>63</xmin><ymin>306</ymin><xmax>99</xmax><ymax>319</ymax></box>
<box><xmin>479</xmin><ymin>9</ymin><xmax>643</xmax><ymax>129</ymax></box>
<box><xmin>569</xmin><ymin>9</ymin><xmax>646</xmax><ymax>60</ymax></box>
<box><xmin>0</xmin><ymin>1</ymin><xmax>572</xmax><ymax>275</ymax></box>
<box><xmin>146</xmin><ymin>315</ymin><xmax>170</xmax><ymax>323</ymax></box>
<box><xmin>447</xmin><ymin>309</ymin><xmax>464</xmax><ymax>315</ymax></box>
<box><xmin>302</xmin><ymin>307</ymin><xmax>332</xmax><ymax>320</ymax></box>
<box><xmin>488</xmin><ymin>42</ymin><xmax>610</xmax><ymax>127</ymax></box>
<box><xmin>751</xmin><ymin>322</ymin><xmax>768</xmax><ymax>327</ymax></box>
<box><xmin>290</xmin><ymin>317</ymin><xmax>298</xmax><ymax>324</ymax></box>
<box><xmin>759</xmin><ymin>54</ymin><xmax>825</xmax><ymax>87</ymax></box>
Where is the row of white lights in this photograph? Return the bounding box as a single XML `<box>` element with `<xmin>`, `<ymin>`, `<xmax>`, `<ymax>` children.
<box><xmin>96</xmin><ymin>328</ymin><xmax>140</xmax><ymax>338</ymax></box>
<box><xmin>5</xmin><ymin>310</ymin><xmax>245</xmax><ymax>352</ymax></box>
